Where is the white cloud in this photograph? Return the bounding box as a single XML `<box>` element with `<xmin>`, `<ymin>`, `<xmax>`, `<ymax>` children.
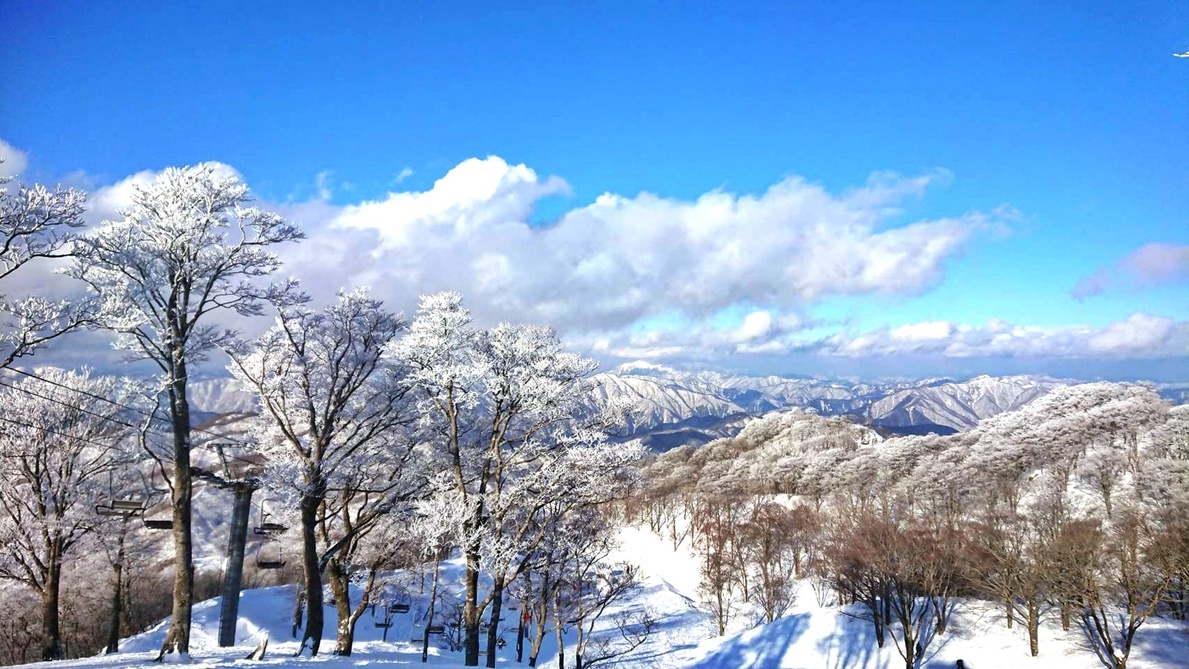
<box><xmin>820</xmin><ymin>313</ymin><xmax>1189</xmax><ymax>359</ymax></box>
<box><xmin>0</xmin><ymin>139</ymin><xmax>29</xmax><ymax>179</ymax></box>
<box><xmin>84</xmin><ymin>170</ymin><xmax>156</xmax><ymax>224</ymax></box>
<box><xmin>890</xmin><ymin>321</ymin><xmax>954</xmax><ymax>342</ymax></box>
<box><xmin>1073</xmin><ymin>243</ymin><xmax>1189</xmax><ymax>297</ymax></box>
<box><xmin>286</xmin><ymin>155</ymin><xmax>996</xmax><ymax>336</ymax></box>
<box><xmin>315</xmin><ymin>170</ymin><xmax>333</xmax><ymax>201</ymax></box>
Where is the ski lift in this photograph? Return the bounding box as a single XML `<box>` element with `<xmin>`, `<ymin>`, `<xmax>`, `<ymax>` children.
<box><xmin>389</xmin><ymin>602</ymin><xmax>410</xmax><ymax>614</ymax></box>
<box><xmin>371</xmin><ymin>602</ymin><xmax>398</xmax><ymax>641</ymax></box>
<box><xmin>96</xmin><ymin>498</ymin><xmax>145</xmax><ymax>517</ymax></box>
<box><xmin>253</xmin><ymin>502</ymin><xmax>287</xmax><ymax>536</ymax></box>
<box><xmin>142</xmin><ymin>516</ymin><xmax>172</xmax><ymax>530</ymax></box>
<box><xmin>95</xmin><ymin>469</ymin><xmax>146</xmax><ymax>517</ymax></box>
<box><xmin>255</xmin><ymin>540</ymin><xmax>285</xmax><ymax>570</ymax></box>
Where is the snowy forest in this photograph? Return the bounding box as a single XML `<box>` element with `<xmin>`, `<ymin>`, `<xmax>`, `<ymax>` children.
<box><xmin>0</xmin><ymin>163</ymin><xmax>1187</xmax><ymax>669</ymax></box>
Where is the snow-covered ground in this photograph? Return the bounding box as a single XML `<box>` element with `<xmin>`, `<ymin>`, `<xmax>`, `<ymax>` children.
<box><xmin>18</xmin><ymin>524</ymin><xmax>1189</xmax><ymax>669</ymax></box>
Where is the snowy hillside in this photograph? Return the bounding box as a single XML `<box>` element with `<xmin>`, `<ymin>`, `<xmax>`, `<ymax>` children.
<box><xmin>19</xmin><ymin>522</ymin><xmax>1189</xmax><ymax>669</ymax></box>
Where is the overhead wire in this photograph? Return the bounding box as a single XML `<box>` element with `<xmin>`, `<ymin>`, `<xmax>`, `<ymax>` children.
<box><xmin>0</xmin><ymin>411</ymin><xmax>129</xmax><ymax>453</ymax></box>
<box><xmin>0</xmin><ymin>367</ymin><xmax>263</xmax><ymax>469</ymax></box>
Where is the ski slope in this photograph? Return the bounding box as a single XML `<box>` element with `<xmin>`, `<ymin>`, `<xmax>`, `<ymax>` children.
<box><xmin>16</xmin><ymin>524</ymin><xmax>1189</xmax><ymax>669</ymax></box>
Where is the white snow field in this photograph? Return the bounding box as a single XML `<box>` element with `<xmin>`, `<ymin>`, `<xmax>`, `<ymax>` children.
<box><xmin>17</xmin><ymin>524</ymin><xmax>1189</xmax><ymax>669</ymax></box>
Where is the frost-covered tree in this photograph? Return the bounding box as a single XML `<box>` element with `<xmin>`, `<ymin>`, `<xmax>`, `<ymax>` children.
<box><xmin>550</xmin><ymin>508</ymin><xmax>652</xmax><ymax>669</ymax></box>
<box><xmin>228</xmin><ymin>288</ymin><xmax>412</xmax><ymax>657</ymax></box>
<box><xmin>68</xmin><ymin>163</ymin><xmax>302</xmax><ymax>659</ymax></box>
<box><xmin>0</xmin><ymin>170</ymin><xmax>90</xmax><ymax>367</ymax></box>
<box><xmin>0</xmin><ymin>370</ymin><xmax>133</xmax><ymax>660</ymax></box>
<box><xmin>392</xmin><ymin>292</ymin><xmax>620</xmax><ymax>667</ymax></box>
<box><xmin>476</xmin><ymin>434</ymin><xmax>641</xmax><ymax>666</ymax></box>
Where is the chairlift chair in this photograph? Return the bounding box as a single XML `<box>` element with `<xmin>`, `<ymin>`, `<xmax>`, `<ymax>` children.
<box><xmin>95</xmin><ymin>498</ymin><xmax>145</xmax><ymax>517</ymax></box>
<box><xmin>389</xmin><ymin>602</ymin><xmax>410</xmax><ymax>614</ymax></box>
<box><xmin>253</xmin><ymin>503</ymin><xmax>288</xmax><ymax>536</ymax></box>
<box><xmin>255</xmin><ymin>541</ymin><xmax>285</xmax><ymax>570</ymax></box>
<box><xmin>142</xmin><ymin>517</ymin><xmax>173</xmax><ymax>530</ymax></box>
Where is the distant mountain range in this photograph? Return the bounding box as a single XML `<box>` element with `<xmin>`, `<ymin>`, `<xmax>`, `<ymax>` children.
<box><xmin>187</xmin><ymin>362</ymin><xmax>1189</xmax><ymax>453</ymax></box>
<box><xmin>580</xmin><ymin>362</ymin><xmax>1072</xmax><ymax>449</ymax></box>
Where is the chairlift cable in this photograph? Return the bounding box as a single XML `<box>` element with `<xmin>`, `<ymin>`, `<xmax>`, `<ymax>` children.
<box><xmin>1</xmin><ymin>368</ymin><xmax>267</xmax><ymax>470</ymax></box>
<box><xmin>3</xmin><ymin>367</ymin><xmax>256</xmax><ymax>448</ymax></box>
<box><xmin>0</xmin><ymin>411</ymin><xmax>128</xmax><ymax>451</ymax></box>
<box><xmin>0</xmin><ymin>376</ymin><xmax>141</xmax><ymax>430</ymax></box>
<box><xmin>0</xmin><ymin>380</ymin><xmax>261</xmax><ymax>470</ymax></box>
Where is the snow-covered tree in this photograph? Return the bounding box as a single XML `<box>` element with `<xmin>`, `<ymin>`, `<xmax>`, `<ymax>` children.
<box><xmin>550</xmin><ymin>508</ymin><xmax>652</xmax><ymax>669</ymax></box>
<box><xmin>0</xmin><ymin>170</ymin><xmax>90</xmax><ymax>367</ymax></box>
<box><xmin>68</xmin><ymin>163</ymin><xmax>302</xmax><ymax>659</ymax></box>
<box><xmin>228</xmin><ymin>288</ymin><xmax>413</xmax><ymax>656</ymax></box>
<box><xmin>0</xmin><ymin>370</ymin><xmax>134</xmax><ymax>660</ymax></box>
<box><xmin>391</xmin><ymin>292</ymin><xmax>624</xmax><ymax>667</ymax></box>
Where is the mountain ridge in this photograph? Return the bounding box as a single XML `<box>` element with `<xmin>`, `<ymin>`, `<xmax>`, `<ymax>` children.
<box><xmin>186</xmin><ymin>362</ymin><xmax>1183</xmax><ymax>452</ymax></box>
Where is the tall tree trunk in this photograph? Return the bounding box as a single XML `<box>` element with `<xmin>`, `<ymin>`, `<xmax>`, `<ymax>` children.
<box><xmin>40</xmin><ymin>541</ymin><xmax>64</xmax><ymax>661</ymax></box>
<box><xmin>328</xmin><ymin>559</ymin><xmax>373</xmax><ymax>656</ymax></box>
<box><xmin>902</xmin><ymin>621</ymin><xmax>916</xmax><ymax>669</ymax></box>
<box><xmin>423</xmin><ymin>560</ymin><xmax>440</xmax><ymax>663</ymax></box>
<box><xmin>327</xmin><ymin>560</ymin><xmax>353</xmax><ymax>655</ymax></box>
<box><xmin>464</xmin><ymin>543</ymin><xmax>482</xmax><ymax>666</ymax></box>
<box><xmin>106</xmin><ymin>522</ymin><xmax>127</xmax><ymax>654</ymax></box>
<box><xmin>869</xmin><ymin>595</ymin><xmax>884</xmax><ymax>648</ymax></box>
<box><xmin>486</xmin><ymin>578</ymin><xmax>504</xmax><ymax>668</ymax></box>
<box><xmin>299</xmin><ymin>493</ymin><xmax>324</xmax><ymax>655</ymax></box>
<box><xmin>292</xmin><ymin>584</ymin><xmax>306</xmax><ymax>638</ymax></box>
<box><xmin>1027</xmin><ymin>598</ymin><xmax>1039</xmax><ymax>657</ymax></box>
<box><xmin>553</xmin><ymin>591</ymin><xmax>565</xmax><ymax>669</ymax></box>
<box><xmin>529</xmin><ymin>572</ymin><xmax>550</xmax><ymax>667</ymax></box>
<box><xmin>158</xmin><ymin>357</ymin><xmax>194</xmax><ymax>660</ymax></box>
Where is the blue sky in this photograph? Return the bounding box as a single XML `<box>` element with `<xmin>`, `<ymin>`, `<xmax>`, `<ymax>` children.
<box><xmin>2</xmin><ymin>1</ymin><xmax>1187</xmax><ymax>380</ymax></box>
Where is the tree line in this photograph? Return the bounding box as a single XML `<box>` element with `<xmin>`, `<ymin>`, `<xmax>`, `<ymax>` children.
<box><xmin>630</xmin><ymin>386</ymin><xmax>1188</xmax><ymax>669</ymax></box>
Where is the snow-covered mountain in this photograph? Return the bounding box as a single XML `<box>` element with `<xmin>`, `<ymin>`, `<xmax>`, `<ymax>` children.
<box><xmin>587</xmin><ymin>372</ymin><xmax>748</xmax><ymax>433</ymax></box>
<box><xmin>187</xmin><ymin>378</ymin><xmax>257</xmax><ymax>415</ymax></box>
<box><xmin>859</xmin><ymin>374</ymin><xmax>1062</xmax><ymax>431</ymax></box>
<box><xmin>186</xmin><ymin>362</ymin><xmax>1177</xmax><ymax>452</ymax></box>
<box><xmin>594</xmin><ymin>362</ymin><xmax>1066</xmax><ymax>445</ymax></box>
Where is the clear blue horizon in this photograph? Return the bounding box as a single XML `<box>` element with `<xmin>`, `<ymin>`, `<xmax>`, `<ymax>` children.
<box><xmin>2</xmin><ymin>1</ymin><xmax>1187</xmax><ymax>380</ymax></box>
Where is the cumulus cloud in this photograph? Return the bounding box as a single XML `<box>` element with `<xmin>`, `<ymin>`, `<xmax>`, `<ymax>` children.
<box><xmin>0</xmin><ymin>139</ymin><xmax>29</xmax><ymax>179</ymax></box>
<box><xmin>284</xmin><ymin>155</ymin><xmax>996</xmax><ymax>335</ymax></box>
<box><xmin>568</xmin><ymin>308</ymin><xmax>811</xmax><ymax>361</ymax></box>
<box><xmin>1073</xmin><ymin>243</ymin><xmax>1189</xmax><ymax>298</ymax></box>
<box><xmin>818</xmin><ymin>313</ymin><xmax>1189</xmax><ymax>359</ymax></box>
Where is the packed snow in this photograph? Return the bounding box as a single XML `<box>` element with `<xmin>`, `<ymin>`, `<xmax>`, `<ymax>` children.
<box><xmin>17</xmin><ymin>522</ymin><xmax>1189</xmax><ymax>669</ymax></box>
